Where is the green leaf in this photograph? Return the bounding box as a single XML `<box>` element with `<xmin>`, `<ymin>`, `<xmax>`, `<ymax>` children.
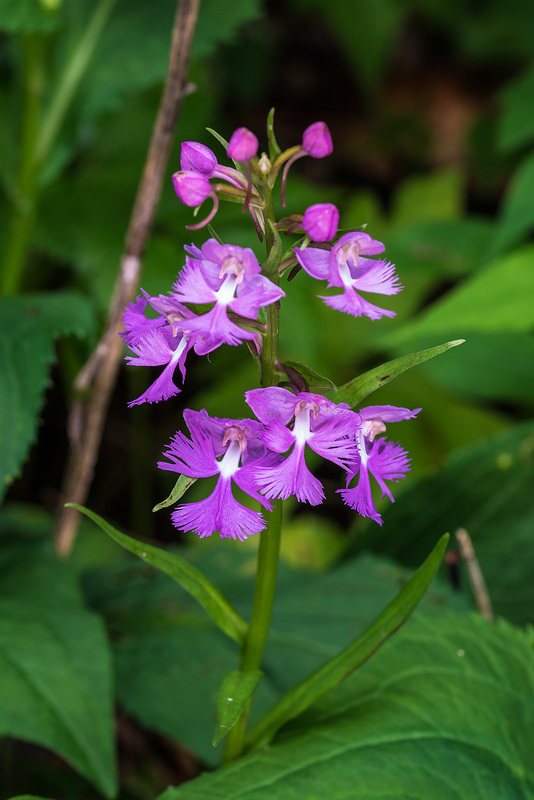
<box><xmin>206</xmin><ymin>126</ymin><xmax>230</xmax><ymax>151</ymax></box>
<box><xmin>364</xmin><ymin>421</ymin><xmax>534</xmax><ymax>627</ymax></box>
<box><xmin>391</xmin><ymin>168</ymin><xmax>464</xmax><ymax>226</ymax></box>
<box><xmin>489</xmin><ymin>152</ymin><xmax>534</xmax><ymax>256</ymax></box>
<box><xmin>69</xmin><ymin>503</ymin><xmax>248</xmax><ymax>644</ymax></box>
<box><xmin>331</xmin><ymin>339</ymin><xmax>464</xmax><ymax>407</ymax></box>
<box><xmin>498</xmin><ymin>65</ymin><xmax>534</xmax><ymax>153</ymax></box>
<box><xmin>416</xmin><ymin>331</ymin><xmax>534</xmax><ymax>404</ymax></box>
<box><xmin>0</xmin><ymin>518</ymin><xmax>116</xmax><ymax>797</ymax></box>
<box><xmin>245</xmin><ymin>533</ymin><xmax>449</xmax><ymax>752</ymax></box>
<box><xmin>0</xmin><ymin>0</ymin><xmax>62</xmax><ymax>32</ymax></box>
<box><xmin>383</xmin><ymin>245</ymin><xmax>534</xmax><ymax>350</ymax></box>
<box><xmin>266</xmin><ymin>107</ymin><xmax>281</xmax><ymax>159</ymax></box>
<box><xmin>0</xmin><ymin>293</ymin><xmax>95</xmax><ymax>504</ymax></box>
<box><xmin>75</xmin><ymin>0</ymin><xmax>262</xmax><ymax>121</ymax></box>
<box><xmin>83</xmin><ymin>544</ymin><xmax>466</xmax><ymax>766</ymax></box>
<box><xmin>6</xmin><ymin>796</ymin><xmax>57</xmax><ymax>800</ymax></box>
<box><xmin>152</xmin><ymin>474</ymin><xmax>197</xmax><ymax>511</ymax></box>
<box><xmin>278</xmin><ymin>360</ymin><xmax>336</xmax><ymax>392</ymax></box>
<box><xmin>156</xmin><ymin>612</ymin><xmax>534</xmax><ymax>800</ymax></box>
<box><xmin>213</xmin><ymin>670</ymin><xmax>263</xmax><ymax>746</ymax></box>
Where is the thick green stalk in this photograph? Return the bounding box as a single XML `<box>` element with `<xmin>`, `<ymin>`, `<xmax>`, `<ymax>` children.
<box><xmin>222</xmin><ymin>502</ymin><xmax>282</xmax><ymax>763</ymax></box>
<box><xmin>222</xmin><ymin>175</ymin><xmax>284</xmax><ymax>763</ymax></box>
<box><xmin>0</xmin><ymin>35</ymin><xmax>44</xmax><ymax>295</ymax></box>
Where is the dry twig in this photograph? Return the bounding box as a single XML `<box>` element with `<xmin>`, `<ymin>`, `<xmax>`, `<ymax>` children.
<box><xmin>54</xmin><ymin>0</ymin><xmax>202</xmax><ymax>556</ymax></box>
<box><xmin>455</xmin><ymin>527</ymin><xmax>494</xmax><ymax>621</ymax></box>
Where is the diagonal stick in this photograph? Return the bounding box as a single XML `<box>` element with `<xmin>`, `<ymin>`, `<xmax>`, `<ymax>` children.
<box><xmin>54</xmin><ymin>0</ymin><xmax>202</xmax><ymax>556</ymax></box>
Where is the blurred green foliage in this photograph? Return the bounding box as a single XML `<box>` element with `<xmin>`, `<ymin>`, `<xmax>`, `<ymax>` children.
<box><xmin>1</xmin><ymin>0</ymin><xmax>534</xmax><ymax>796</ymax></box>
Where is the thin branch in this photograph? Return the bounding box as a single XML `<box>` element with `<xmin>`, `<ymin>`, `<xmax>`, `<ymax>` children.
<box><xmin>54</xmin><ymin>0</ymin><xmax>202</xmax><ymax>556</ymax></box>
<box><xmin>455</xmin><ymin>528</ymin><xmax>494</xmax><ymax>622</ymax></box>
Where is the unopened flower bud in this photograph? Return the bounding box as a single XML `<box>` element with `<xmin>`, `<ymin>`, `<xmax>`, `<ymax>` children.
<box><xmin>302</xmin><ymin>203</ymin><xmax>339</xmax><ymax>242</ymax></box>
<box><xmin>227</xmin><ymin>127</ymin><xmax>259</xmax><ymax>161</ymax></box>
<box><xmin>302</xmin><ymin>121</ymin><xmax>333</xmax><ymax>158</ymax></box>
<box><xmin>258</xmin><ymin>153</ymin><xmax>271</xmax><ymax>174</ymax></box>
<box><xmin>180</xmin><ymin>141</ymin><xmax>218</xmax><ymax>174</ymax></box>
<box><xmin>172</xmin><ymin>170</ymin><xmax>211</xmax><ymax>207</ymax></box>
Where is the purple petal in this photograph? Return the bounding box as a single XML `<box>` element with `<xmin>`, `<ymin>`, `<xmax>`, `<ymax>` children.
<box><xmin>360</xmin><ymin>406</ymin><xmax>421</xmax><ymax>424</ymax></box>
<box><xmin>121</xmin><ymin>294</ymin><xmax>165</xmax><ymax>346</ymax></box>
<box><xmin>158</xmin><ymin>428</ymin><xmax>217</xmax><ymax>478</ymax></box>
<box><xmin>351</xmin><ymin>259</ymin><xmax>403</xmax><ymax>296</ymax></box>
<box><xmin>128</xmin><ymin>360</ymin><xmax>182</xmax><ymax>406</ymax></box>
<box><xmin>179</xmin><ymin>303</ymin><xmax>256</xmax><ymax>346</ymax></box>
<box><xmin>338</xmin><ymin>466</ymin><xmax>382</xmax><ymax>524</ymax></box>
<box><xmin>368</xmin><ymin>439</ymin><xmax>411</xmax><ymax>501</ymax></box>
<box><xmin>245</xmin><ymin>387</ymin><xmax>299</xmax><ymax>425</ymax></box>
<box><xmin>172</xmin><ymin>262</ymin><xmax>217</xmax><ymax>305</ymax></box>
<box><xmin>335</xmin><ymin>231</ymin><xmax>386</xmax><ymax>256</ymax></box>
<box><xmin>171</xmin><ymin>476</ymin><xmax>266</xmax><ymax>540</ymax></box>
<box><xmin>254</xmin><ymin>445</ymin><xmax>324</xmax><ymax>505</ymax></box>
<box><xmin>294</xmin><ymin>246</ymin><xmax>330</xmax><ymax>281</ymax></box>
<box><xmin>262</xmin><ymin>419</ymin><xmax>295</xmax><ymax>453</ymax></box>
<box><xmin>306</xmin><ymin>415</ymin><xmax>358</xmax><ymax>469</ymax></box>
<box><xmin>231</xmin><ymin>274</ymin><xmax>285</xmax><ymax>318</ymax></box>
<box><xmin>320</xmin><ymin>288</ymin><xmax>396</xmax><ymax>320</ymax></box>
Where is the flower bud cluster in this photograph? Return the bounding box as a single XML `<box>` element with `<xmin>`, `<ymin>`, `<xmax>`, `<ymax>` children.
<box><xmin>122</xmin><ymin>113</ymin><xmax>418</xmax><ymax>540</ymax></box>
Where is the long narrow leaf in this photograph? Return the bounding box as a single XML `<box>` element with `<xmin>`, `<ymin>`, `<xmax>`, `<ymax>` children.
<box><xmin>245</xmin><ymin>533</ymin><xmax>449</xmax><ymax>752</ymax></box>
<box><xmin>152</xmin><ymin>474</ymin><xmax>197</xmax><ymax>511</ymax></box>
<box><xmin>332</xmin><ymin>340</ymin><xmax>464</xmax><ymax>407</ymax></box>
<box><xmin>212</xmin><ymin>670</ymin><xmax>263</xmax><ymax>746</ymax></box>
<box><xmin>67</xmin><ymin>504</ymin><xmax>248</xmax><ymax>645</ymax></box>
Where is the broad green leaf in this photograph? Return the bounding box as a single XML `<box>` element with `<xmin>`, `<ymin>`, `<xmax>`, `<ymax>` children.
<box><xmin>69</xmin><ymin>503</ymin><xmax>248</xmax><ymax>644</ymax></box>
<box><xmin>417</xmin><ymin>331</ymin><xmax>534</xmax><ymax>404</ymax></box>
<box><xmin>489</xmin><ymin>152</ymin><xmax>534</xmax><ymax>256</ymax></box>
<box><xmin>156</xmin><ymin>612</ymin><xmax>534</xmax><ymax>800</ymax></box>
<box><xmin>331</xmin><ymin>339</ymin><xmax>464</xmax><ymax>407</ymax></box>
<box><xmin>361</xmin><ymin>421</ymin><xmax>534</xmax><ymax>626</ymax></box>
<box><xmin>278</xmin><ymin>360</ymin><xmax>336</xmax><ymax>392</ymax></box>
<box><xmin>83</xmin><ymin>543</ymin><xmax>466</xmax><ymax>766</ymax></box>
<box><xmin>391</xmin><ymin>168</ymin><xmax>464</xmax><ymax>226</ymax></box>
<box><xmin>245</xmin><ymin>533</ymin><xmax>449</xmax><ymax>752</ymax></box>
<box><xmin>153</xmin><ymin>474</ymin><xmax>197</xmax><ymax>511</ymax></box>
<box><xmin>386</xmin><ymin>217</ymin><xmax>493</xmax><ymax>278</ymax></box>
<box><xmin>213</xmin><ymin>670</ymin><xmax>263</xmax><ymax>746</ymax></box>
<box><xmin>383</xmin><ymin>245</ymin><xmax>534</xmax><ymax>349</ymax></box>
<box><xmin>0</xmin><ymin>519</ymin><xmax>116</xmax><ymax>797</ymax></box>
<box><xmin>0</xmin><ymin>293</ymin><xmax>95</xmax><ymax>504</ymax></box>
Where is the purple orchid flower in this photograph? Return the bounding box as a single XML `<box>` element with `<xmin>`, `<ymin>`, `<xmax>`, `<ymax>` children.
<box><xmin>245</xmin><ymin>387</ymin><xmax>359</xmax><ymax>505</ymax></box>
<box><xmin>294</xmin><ymin>231</ymin><xmax>403</xmax><ymax>320</ymax></box>
<box><xmin>122</xmin><ymin>292</ymin><xmax>220</xmax><ymax>407</ymax></box>
<box><xmin>158</xmin><ymin>410</ymin><xmax>273</xmax><ymax>540</ymax></box>
<box><xmin>338</xmin><ymin>405</ymin><xmax>421</xmax><ymax>524</ymax></box>
<box><xmin>171</xmin><ymin>239</ymin><xmax>284</xmax><ymax>346</ymax></box>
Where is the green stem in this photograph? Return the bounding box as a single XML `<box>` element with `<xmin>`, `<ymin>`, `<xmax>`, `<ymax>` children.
<box><xmin>36</xmin><ymin>0</ymin><xmax>117</xmax><ymax>165</ymax></box>
<box><xmin>222</xmin><ymin>502</ymin><xmax>283</xmax><ymax>763</ymax></box>
<box><xmin>0</xmin><ymin>0</ymin><xmax>117</xmax><ymax>295</ymax></box>
<box><xmin>222</xmin><ymin>173</ymin><xmax>284</xmax><ymax>763</ymax></box>
<box><xmin>0</xmin><ymin>34</ymin><xmax>44</xmax><ymax>295</ymax></box>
